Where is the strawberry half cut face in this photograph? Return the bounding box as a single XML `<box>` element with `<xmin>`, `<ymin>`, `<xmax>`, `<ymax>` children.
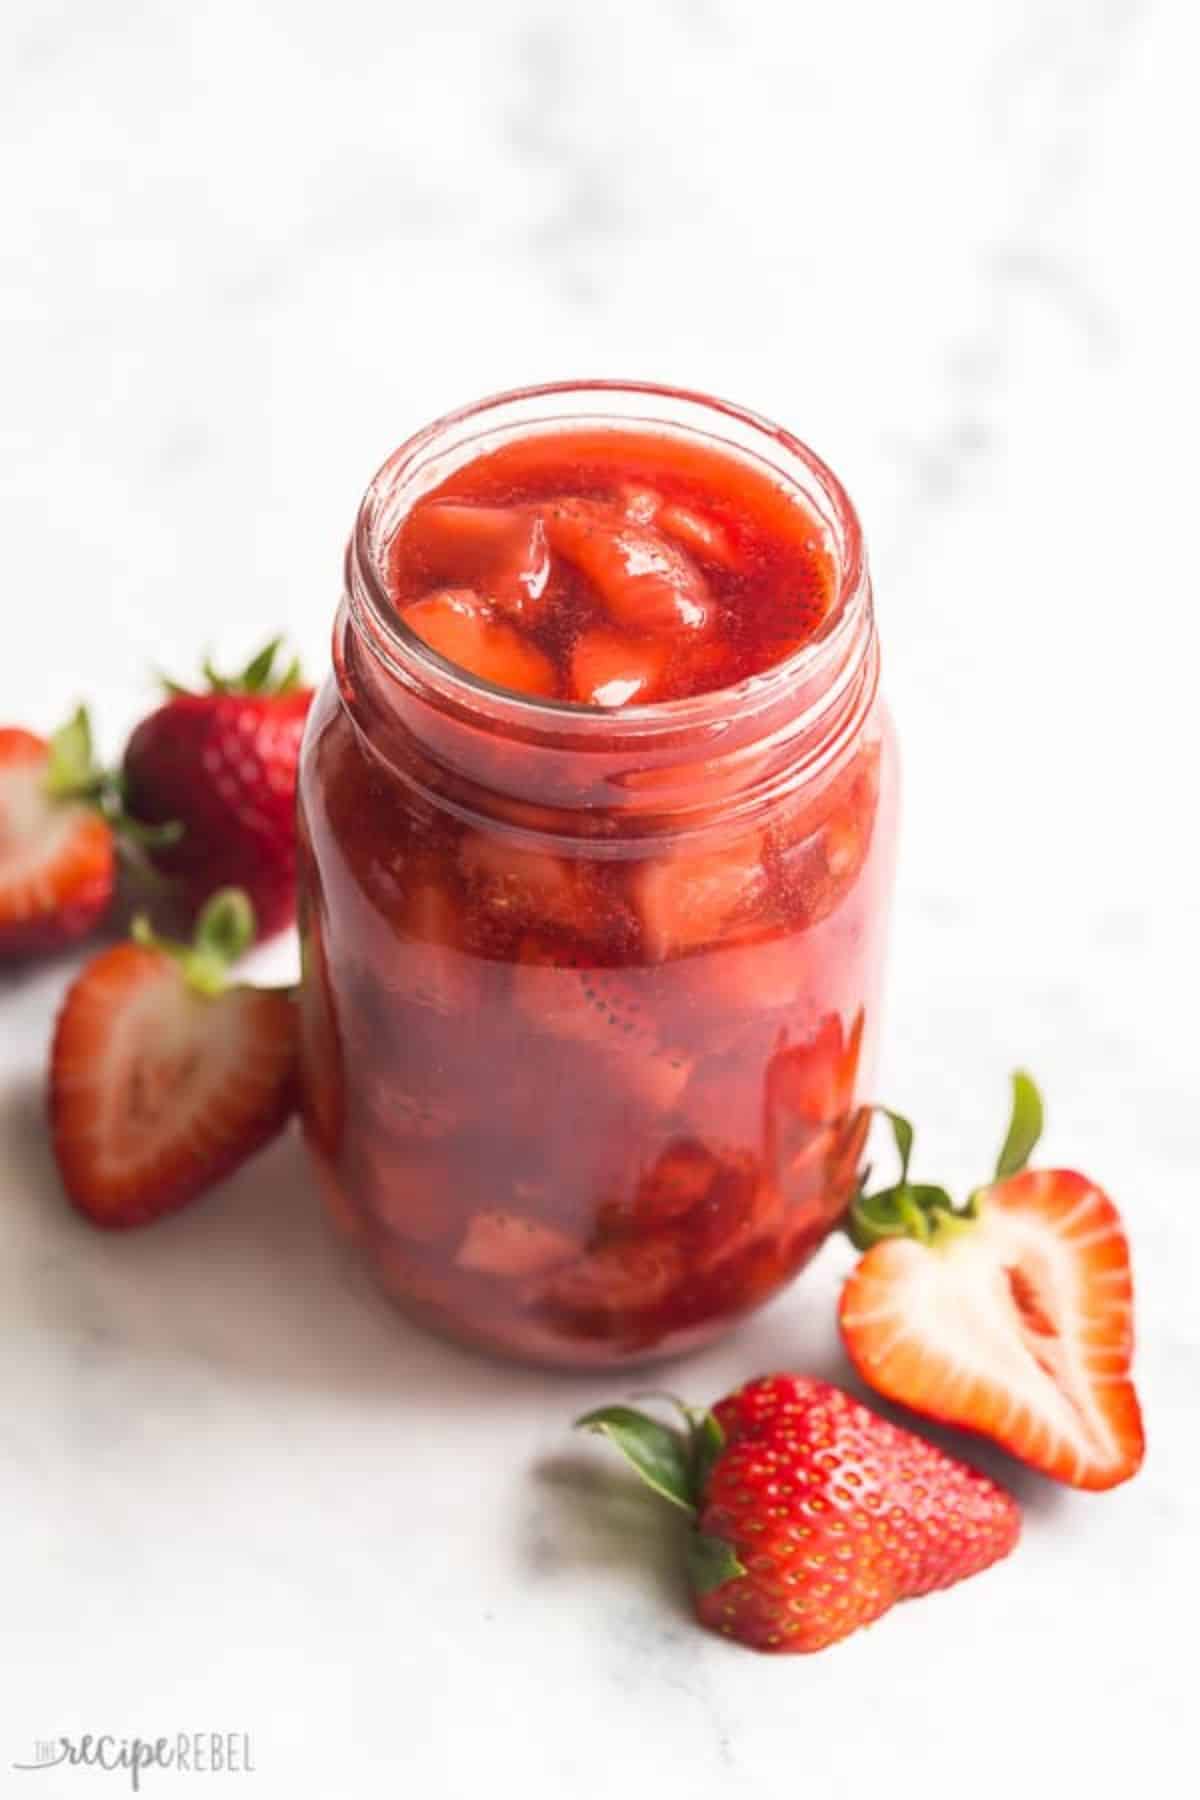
<box><xmin>0</xmin><ymin>721</ymin><xmax>115</xmax><ymax>956</ymax></box>
<box><xmin>50</xmin><ymin>893</ymin><xmax>298</xmax><ymax>1228</ymax></box>
<box><xmin>841</xmin><ymin>1166</ymin><xmax>1144</xmax><ymax>1490</ymax></box>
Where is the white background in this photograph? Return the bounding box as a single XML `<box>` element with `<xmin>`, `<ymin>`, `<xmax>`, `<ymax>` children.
<box><xmin>2</xmin><ymin>3</ymin><xmax>1197</xmax><ymax>1795</ymax></box>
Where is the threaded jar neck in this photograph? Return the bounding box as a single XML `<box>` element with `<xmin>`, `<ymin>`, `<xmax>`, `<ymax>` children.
<box><xmin>340</xmin><ymin>380</ymin><xmax>878</xmax><ymax>834</ymax></box>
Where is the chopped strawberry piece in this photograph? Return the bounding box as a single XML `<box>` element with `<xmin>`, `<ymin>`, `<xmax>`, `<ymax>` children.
<box><xmin>772</xmin><ymin>742</ymin><xmax>882</xmax><ymax>930</ymax></box>
<box><xmin>692</xmin><ymin>930</ymin><xmax>810</xmax><ymax>1015</ymax></box>
<box><xmin>630</xmin><ymin>1141</ymin><xmax>772</xmax><ymax>1266</ymax></box>
<box><xmin>617</xmin><ymin>482</ymin><xmax>661</xmax><ymax>525</ymax></box>
<box><xmin>513</xmin><ymin>935</ymin><xmax>692</xmax><ymax>1112</ymax></box>
<box><xmin>611</xmin><ymin>1042</ymin><xmax>694</xmax><ymax>1114</ymax></box>
<box><xmin>540</xmin><ymin>1234</ymin><xmax>684</xmax><ymax>1316</ymax></box>
<box><xmin>0</xmin><ymin>723</ymin><xmax>115</xmax><ymax>958</ymax></box>
<box><xmin>514</xmin><ymin>943</ymin><xmax>694</xmax><ymax>1123</ymax></box>
<box><xmin>569</xmin><ymin>629</ymin><xmax>671</xmax><ymax>707</ymax></box>
<box><xmin>695</xmin><ymin>1168</ymin><xmax>783</xmax><ymax>1272</ymax></box>
<box><xmin>774</xmin><ymin>1108</ymin><xmax>869</xmax><ymax>1240</ymax></box>
<box><xmin>544</xmin><ymin>499</ymin><xmax>712</xmax><ymax>636</ymax></box>
<box><xmin>361</xmin><ymin>1073</ymin><xmax>460</xmax><ymax>1143</ymax></box>
<box><xmin>616</xmin><ymin>485</ymin><xmax>740</xmax><ymax>569</ymax></box>
<box><xmin>358</xmin><ymin>1149</ymin><xmax>459</xmax><ymax>1246</ymax></box>
<box><xmin>458</xmin><ymin>833</ymin><xmax>600</xmax><ymax>937</ymax></box>
<box><xmin>383</xmin><ymin>874</ymin><xmax>478</xmax><ymax>1015</ymax></box>
<box><xmin>49</xmin><ymin>895</ymin><xmax>297</xmax><ymax>1227</ymax></box>
<box><xmin>765</xmin><ymin>1011</ymin><xmax>863</xmax><ymax>1133</ymax></box>
<box><xmin>456</xmin><ymin>1210</ymin><xmax>580</xmax><ymax>1278</ymax></box>
<box><xmin>513</xmin><ymin>935</ymin><xmax>656</xmax><ymax>1052</ymax></box>
<box><xmin>657</xmin><ymin>501</ymin><xmax>740</xmax><ymax>569</ymax></box>
<box><xmin>630</xmin><ymin>831</ymin><xmax>766</xmax><ymax>960</ymax></box>
<box><xmin>398</xmin><ymin>502</ymin><xmax>552</xmax><ymax>622</ymax></box>
<box><xmin>402</xmin><ymin>589</ymin><xmax>558</xmax><ymax>698</ymax></box>
<box><xmin>634</xmin><ymin>1139</ymin><xmax>722</xmax><ymax>1227</ymax></box>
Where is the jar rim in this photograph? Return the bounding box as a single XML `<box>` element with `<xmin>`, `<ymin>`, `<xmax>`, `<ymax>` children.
<box><xmin>345</xmin><ymin>379</ymin><xmax>872</xmax><ymax>747</ymax></box>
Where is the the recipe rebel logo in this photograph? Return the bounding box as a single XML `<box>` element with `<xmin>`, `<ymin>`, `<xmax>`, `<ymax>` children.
<box><xmin>12</xmin><ymin>1734</ymin><xmax>255</xmax><ymax>1790</ymax></box>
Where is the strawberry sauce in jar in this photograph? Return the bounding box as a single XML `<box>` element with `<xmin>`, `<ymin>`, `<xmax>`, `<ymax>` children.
<box><xmin>296</xmin><ymin>382</ymin><xmax>898</xmax><ymax>1366</ymax></box>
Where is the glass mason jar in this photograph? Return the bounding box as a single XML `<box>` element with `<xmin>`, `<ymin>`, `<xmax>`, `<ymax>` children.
<box><xmin>296</xmin><ymin>382</ymin><xmax>898</xmax><ymax>1368</ymax></box>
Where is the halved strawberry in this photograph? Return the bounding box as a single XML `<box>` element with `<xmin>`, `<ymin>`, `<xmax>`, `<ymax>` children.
<box><xmin>0</xmin><ymin>712</ymin><xmax>116</xmax><ymax>957</ymax></box>
<box><xmin>838</xmin><ymin>1074</ymin><xmax>1145</xmax><ymax>1490</ymax></box>
<box><xmin>398</xmin><ymin>502</ymin><xmax>552</xmax><ymax>622</ymax></box>
<box><xmin>401</xmin><ymin>589</ymin><xmax>558</xmax><ymax>698</ymax></box>
<box><xmin>50</xmin><ymin>890</ymin><xmax>297</xmax><ymax>1228</ymax></box>
<box><xmin>544</xmin><ymin>499</ymin><xmax>712</xmax><ymax>636</ymax></box>
<box><xmin>569</xmin><ymin>629</ymin><xmax>671</xmax><ymax>707</ymax></box>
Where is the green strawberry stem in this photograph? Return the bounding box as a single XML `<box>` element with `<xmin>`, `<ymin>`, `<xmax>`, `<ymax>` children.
<box><xmin>41</xmin><ymin>706</ymin><xmax>183</xmax><ymax>856</ymax></box>
<box><xmin>994</xmin><ymin>1070</ymin><xmax>1044</xmax><ymax>1180</ymax></box>
<box><xmin>846</xmin><ymin>1069</ymin><xmax>1045</xmax><ymax>1251</ymax></box>
<box><xmin>43</xmin><ymin>707</ymin><xmax>107</xmax><ymax>802</ymax></box>
<box><xmin>132</xmin><ymin>887</ymin><xmax>257</xmax><ymax>997</ymax></box>
<box><xmin>164</xmin><ymin>636</ymin><xmax>305</xmax><ymax>699</ymax></box>
<box><xmin>576</xmin><ymin>1402</ymin><xmax>748</xmax><ymax>1590</ymax></box>
<box><xmin>686</xmin><ymin>1533</ymin><xmax>749</xmax><ymax>1596</ymax></box>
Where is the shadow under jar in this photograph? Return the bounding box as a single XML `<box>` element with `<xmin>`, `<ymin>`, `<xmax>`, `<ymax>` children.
<box><xmin>296</xmin><ymin>382</ymin><xmax>898</xmax><ymax>1368</ymax></box>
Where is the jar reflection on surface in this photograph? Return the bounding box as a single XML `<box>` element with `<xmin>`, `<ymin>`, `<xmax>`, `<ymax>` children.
<box><xmin>296</xmin><ymin>383</ymin><xmax>899</xmax><ymax>1368</ymax></box>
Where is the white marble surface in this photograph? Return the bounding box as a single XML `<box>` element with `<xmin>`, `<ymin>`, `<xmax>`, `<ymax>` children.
<box><xmin>2</xmin><ymin>2</ymin><xmax>1198</xmax><ymax>1794</ymax></box>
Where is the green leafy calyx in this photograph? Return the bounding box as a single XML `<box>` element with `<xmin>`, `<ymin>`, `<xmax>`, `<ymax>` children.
<box><xmin>43</xmin><ymin>707</ymin><xmax>105</xmax><ymax>801</ymax></box>
<box><xmin>847</xmin><ymin>1071</ymin><xmax>1046</xmax><ymax>1251</ymax></box>
<box><xmin>575</xmin><ymin>1400</ymin><xmax>747</xmax><ymax>1595</ymax></box>
<box><xmin>132</xmin><ymin>887</ymin><xmax>257</xmax><ymax>996</ymax></box>
<box><xmin>41</xmin><ymin>708</ymin><xmax>183</xmax><ymax>857</ymax></box>
<box><xmin>165</xmin><ymin>637</ymin><xmax>304</xmax><ymax>700</ymax></box>
<box><xmin>994</xmin><ymin>1069</ymin><xmax>1044</xmax><ymax>1179</ymax></box>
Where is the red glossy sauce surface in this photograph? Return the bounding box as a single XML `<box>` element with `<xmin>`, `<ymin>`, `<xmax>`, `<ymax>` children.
<box><xmin>385</xmin><ymin>429</ymin><xmax>837</xmax><ymax>704</ymax></box>
<box><xmin>297</xmin><ymin>418</ymin><xmax>895</xmax><ymax>1368</ymax></box>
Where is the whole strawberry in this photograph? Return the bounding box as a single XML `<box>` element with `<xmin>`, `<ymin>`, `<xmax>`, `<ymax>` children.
<box><xmin>122</xmin><ymin>639</ymin><xmax>313</xmax><ymax>939</ymax></box>
<box><xmin>578</xmin><ymin>1376</ymin><xmax>1019</xmax><ymax>1654</ymax></box>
